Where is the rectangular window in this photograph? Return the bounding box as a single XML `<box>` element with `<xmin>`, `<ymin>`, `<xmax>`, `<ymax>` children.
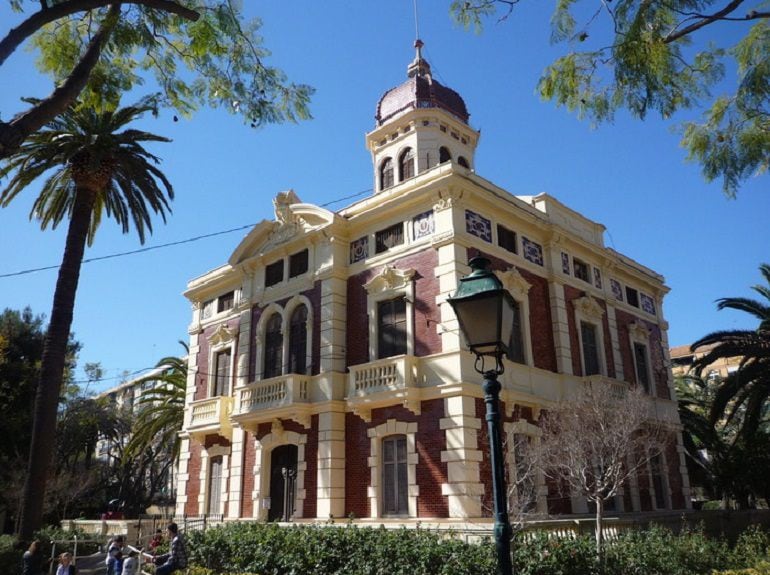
<box><xmin>633</xmin><ymin>342</ymin><xmax>651</xmax><ymax>393</ymax></box>
<box><xmin>213</xmin><ymin>349</ymin><xmax>231</xmax><ymax>396</ymax></box>
<box><xmin>497</xmin><ymin>225</ymin><xmax>517</xmax><ymax>254</ymax></box>
<box><xmin>289</xmin><ymin>249</ymin><xmax>309</xmax><ymax>278</ymax></box>
<box><xmin>207</xmin><ymin>456</ymin><xmax>223</xmax><ymax>514</ymax></box>
<box><xmin>202</xmin><ymin>299</ymin><xmax>215</xmax><ymax>320</ymax></box>
<box><xmin>507</xmin><ymin>300</ymin><xmax>525</xmax><ymax>364</ymax></box>
<box><xmin>580</xmin><ymin>321</ymin><xmax>601</xmax><ymax>376</ymax></box>
<box><xmin>265</xmin><ymin>260</ymin><xmax>284</xmax><ymax>287</ymax></box>
<box><xmin>375</xmin><ymin>223</ymin><xmax>404</xmax><ymax>254</ymax></box>
<box><xmin>626</xmin><ymin>287</ymin><xmax>639</xmax><ymax>308</ymax></box>
<box><xmin>650</xmin><ymin>454</ymin><xmax>668</xmax><ymax>510</ymax></box>
<box><xmin>382</xmin><ymin>435</ymin><xmax>408</xmax><ymax>515</ymax></box>
<box><xmin>573</xmin><ymin>259</ymin><xmax>590</xmax><ymax>282</ymax></box>
<box><xmin>513</xmin><ymin>434</ymin><xmax>536</xmax><ymax>513</ymax></box>
<box><xmin>217</xmin><ymin>291</ymin><xmax>234</xmax><ymax>313</ymax></box>
<box><xmin>378</xmin><ymin>297</ymin><xmax>407</xmax><ymax>359</ymax></box>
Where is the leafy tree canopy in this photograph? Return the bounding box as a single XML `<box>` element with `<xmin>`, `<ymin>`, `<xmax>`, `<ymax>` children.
<box><xmin>0</xmin><ymin>1</ymin><xmax>313</xmax><ymax>158</ymax></box>
<box><xmin>451</xmin><ymin>0</ymin><xmax>769</xmax><ymax>196</ymax></box>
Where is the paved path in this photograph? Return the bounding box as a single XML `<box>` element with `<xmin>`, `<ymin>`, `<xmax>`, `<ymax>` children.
<box><xmin>72</xmin><ymin>552</ymin><xmax>105</xmax><ymax>574</ymax></box>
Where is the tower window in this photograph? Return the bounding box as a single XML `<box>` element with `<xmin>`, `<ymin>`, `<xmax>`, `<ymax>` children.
<box><xmin>497</xmin><ymin>225</ymin><xmax>517</xmax><ymax>254</ymax></box>
<box><xmin>626</xmin><ymin>287</ymin><xmax>640</xmax><ymax>308</ymax></box>
<box><xmin>380</xmin><ymin>157</ymin><xmax>394</xmax><ymax>190</ymax></box>
<box><xmin>289</xmin><ymin>249</ymin><xmax>309</xmax><ymax>278</ymax></box>
<box><xmin>457</xmin><ymin>156</ymin><xmax>469</xmax><ymax>168</ymax></box>
<box><xmin>439</xmin><ymin>146</ymin><xmax>451</xmax><ymax>164</ymax></box>
<box><xmin>265</xmin><ymin>260</ymin><xmax>284</xmax><ymax>287</ymax></box>
<box><xmin>399</xmin><ymin>147</ymin><xmax>415</xmax><ymax>181</ymax></box>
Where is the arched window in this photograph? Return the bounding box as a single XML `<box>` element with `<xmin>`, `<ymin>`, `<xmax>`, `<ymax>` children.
<box><xmin>398</xmin><ymin>147</ymin><xmax>415</xmax><ymax>181</ymax></box>
<box><xmin>439</xmin><ymin>146</ymin><xmax>451</xmax><ymax>164</ymax></box>
<box><xmin>264</xmin><ymin>313</ymin><xmax>283</xmax><ymax>379</ymax></box>
<box><xmin>380</xmin><ymin>158</ymin><xmax>394</xmax><ymax>190</ymax></box>
<box><xmin>457</xmin><ymin>156</ymin><xmax>469</xmax><ymax>169</ymax></box>
<box><xmin>288</xmin><ymin>304</ymin><xmax>308</xmax><ymax>375</ymax></box>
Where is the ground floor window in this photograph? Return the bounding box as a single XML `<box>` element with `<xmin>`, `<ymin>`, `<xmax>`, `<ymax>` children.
<box><xmin>382</xmin><ymin>435</ymin><xmax>408</xmax><ymax>516</ymax></box>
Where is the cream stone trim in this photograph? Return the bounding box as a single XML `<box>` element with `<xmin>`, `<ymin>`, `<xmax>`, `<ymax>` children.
<box><xmin>364</xmin><ymin>265</ymin><xmax>416</xmax><ymax>359</ymax></box>
<box><xmin>504</xmin><ymin>420</ymin><xmax>547</xmax><ymax>516</ymax></box>
<box><xmin>646</xmin><ymin>450</ymin><xmax>672</xmax><ymax>511</ymax></box>
<box><xmin>254</xmin><ymin>303</ymin><xmax>284</xmax><ymax>380</ymax></box>
<box><xmin>206</xmin><ymin>324</ymin><xmax>237</xmax><ymax>397</ymax></box>
<box><xmin>200</xmin><ymin>443</ymin><xmax>230</xmax><ymax>516</ymax></box>
<box><xmin>628</xmin><ymin>320</ymin><xmax>653</xmax><ymax>394</ymax></box>
<box><xmin>499</xmin><ymin>267</ymin><xmax>534</xmax><ymax>366</ymax></box>
<box><xmin>253</xmin><ymin>425</ymin><xmax>308</xmax><ymax>521</ymax></box>
<box><xmin>574</xmin><ymin>295</ymin><xmax>607</xmax><ymax>377</ymax></box>
<box><xmin>367</xmin><ymin>419</ymin><xmax>419</xmax><ymax>518</ymax></box>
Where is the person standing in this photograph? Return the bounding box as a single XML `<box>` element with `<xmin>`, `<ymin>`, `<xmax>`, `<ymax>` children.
<box><xmin>56</xmin><ymin>552</ymin><xmax>77</xmax><ymax>575</ymax></box>
<box><xmin>22</xmin><ymin>541</ymin><xmax>43</xmax><ymax>575</ymax></box>
<box><xmin>121</xmin><ymin>550</ymin><xmax>139</xmax><ymax>575</ymax></box>
<box><xmin>153</xmin><ymin>523</ymin><xmax>187</xmax><ymax>575</ymax></box>
<box><xmin>105</xmin><ymin>536</ymin><xmax>124</xmax><ymax>575</ymax></box>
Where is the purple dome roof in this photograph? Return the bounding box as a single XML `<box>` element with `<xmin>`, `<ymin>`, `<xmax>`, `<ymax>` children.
<box><xmin>375</xmin><ymin>41</ymin><xmax>469</xmax><ymax>127</ymax></box>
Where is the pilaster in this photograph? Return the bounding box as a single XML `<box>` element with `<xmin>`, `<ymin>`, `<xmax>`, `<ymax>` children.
<box><xmin>440</xmin><ymin>395</ymin><xmax>484</xmax><ymax>518</ymax></box>
<box><xmin>316</xmin><ymin>410</ymin><xmax>346</xmax><ymax>519</ymax></box>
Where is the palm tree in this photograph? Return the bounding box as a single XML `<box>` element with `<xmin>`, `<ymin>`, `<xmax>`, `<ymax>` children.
<box><xmin>125</xmin><ymin>345</ymin><xmax>187</xmax><ymax>461</ymax></box>
<box><xmin>691</xmin><ymin>263</ymin><xmax>770</xmax><ymax>438</ymax></box>
<box><xmin>0</xmin><ymin>98</ymin><xmax>173</xmax><ymax>538</ymax></box>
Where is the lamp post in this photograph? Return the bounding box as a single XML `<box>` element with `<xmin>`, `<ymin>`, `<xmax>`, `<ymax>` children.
<box><xmin>447</xmin><ymin>257</ymin><xmax>515</xmax><ymax>575</ymax></box>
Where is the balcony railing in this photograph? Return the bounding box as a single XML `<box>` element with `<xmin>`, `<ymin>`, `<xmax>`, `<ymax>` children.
<box><xmin>346</xmin><ymin>355</ymin><xmax>420</xmax><ymax>420</ymax></box>
<box><xmin>186</xmin><ymin>396</ymin><xmax>233</xmax><ymax>439</ymax></box>
<box><xmin>236</xmin><ymin>374</ymin><xmax>310</xmax><ymax>415</ymax></box>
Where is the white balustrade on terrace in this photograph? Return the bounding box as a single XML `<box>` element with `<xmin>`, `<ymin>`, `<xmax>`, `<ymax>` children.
<box><xmin>236</xmin><ymin>374</ymin><xmax>311</xmax><ymax>415</ymax></box>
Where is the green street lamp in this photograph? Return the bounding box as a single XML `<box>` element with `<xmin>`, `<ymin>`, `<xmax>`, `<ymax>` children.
<box><xmin>447</xmin><ymin>256</ymin><xmax>514</xmax><ymax>575</ymax></box>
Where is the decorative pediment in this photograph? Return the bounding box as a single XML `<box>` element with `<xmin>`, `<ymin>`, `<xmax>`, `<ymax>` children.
<box><xmin>208</xmin><ymin>323</ymin><xmax>237</xmax><ymax>346</ymax></box>
<box><xmin>573</xmin><ymin>295</ymin><xmax>604</xmax><ymax>320</ymax></box>
<box><xmin>628</xmin><ymin>320</ymin><xmax>650</xmax><ymax>341</ymax></box>
<box><xmin>364</xmin><ymin>265</ymin><xmax>415</xmax><ymax>294</ymax></box>
<box><xmin>499</xmin><ymin>267</ymin><xmax>531</xmax><ymax>300</ymax></box>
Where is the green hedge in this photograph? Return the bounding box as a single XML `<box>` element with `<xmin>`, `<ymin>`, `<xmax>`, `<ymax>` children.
<box><xmin>185</xmin><ymin>523</ymin><xmax>770</xmax><ymax>575</ymax></box>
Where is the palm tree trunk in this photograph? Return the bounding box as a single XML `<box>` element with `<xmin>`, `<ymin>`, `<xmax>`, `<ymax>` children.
<box><xmin>17</xmin><ymin>186</ymin><xmax>95</xmax><ymax>540</ymax></box>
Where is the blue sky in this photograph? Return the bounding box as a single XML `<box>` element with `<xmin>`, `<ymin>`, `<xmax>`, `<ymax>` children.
<box><xmin>0</xmin><ymin>2</ymin><xmax>767</xmax><ymax>393</ymax></box>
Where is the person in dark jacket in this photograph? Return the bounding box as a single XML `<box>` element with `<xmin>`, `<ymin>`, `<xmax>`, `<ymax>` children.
<box><xmin>22</xmin><ymin>540</ymin><xmax>44</xmax><ymax>575</ymax></box>
<box><xmin>153</xmin><ymin>523</ymin><xmax>188</xmax><ymax>575</ymax></box>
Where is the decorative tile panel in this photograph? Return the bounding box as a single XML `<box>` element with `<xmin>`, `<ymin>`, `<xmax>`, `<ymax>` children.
<box><xmin>465</xmin><ymin>210</ymin><xmax>492</xmax><ymax>243</ymax></box>
<box><xmin>412</xmin><ymin>210</ymin><xmax>434</xmax><ymax>240</ymax></box>
<box><xmin>593</xmin><ymin>268</ymin><xmax>603</xmax><ymax>289</ymax></box>
<box><xmin>561</xmin><ymin>252</ymin><xmax>570</xmax><ymax>274</ymax></box>
<box><xmin>350</xmin><ymin>236</ymin><xmax>368</xmax><ymax>264</ymax></box>
<box><xmin>610</xmin><ymin>279</ymin><xmax>623</xmax><ymax>301</ymax></box>
<box><xmin>640</xmin><ymin>293</ymin><xmax>656</xmax><ymax>315</ymax></box>
<box><xmin>522</xmin><ymin>237</ymin><xmax>544</xmax><ymax>266</ymax></box>
<box><xmin>201</xmin><ymin>299</ymin><xmax>214</xmax><ymax>320</ymax></box>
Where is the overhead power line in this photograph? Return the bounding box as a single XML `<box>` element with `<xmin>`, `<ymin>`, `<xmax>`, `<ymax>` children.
<box><xmin>0</xmin><ymin>187</ymin><xmax>373</xmax><ymax>279</ymax></box>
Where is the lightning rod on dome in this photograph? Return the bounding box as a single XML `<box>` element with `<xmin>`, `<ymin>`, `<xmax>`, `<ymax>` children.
<box><xmin>413</xmin><ymin>0</ymin><xmax>420</xmax><ymax>42</ymax></box>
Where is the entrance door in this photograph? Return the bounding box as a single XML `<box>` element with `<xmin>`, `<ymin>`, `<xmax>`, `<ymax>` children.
<box><xmin>268</xmin><ymin>444</ymin><xmax>298</xmax><ymax>521</ymax></box>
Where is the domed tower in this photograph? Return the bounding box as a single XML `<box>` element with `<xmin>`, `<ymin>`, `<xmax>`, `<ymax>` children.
<box><xmin>366</xmin><ymin>40</ymin><xmax>480</xmax><ymax>194</ymax></box>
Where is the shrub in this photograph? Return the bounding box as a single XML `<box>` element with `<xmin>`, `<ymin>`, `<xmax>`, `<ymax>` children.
<box><xmin>711</xmin><ymin>562</ymin><xmax>770</xmax><ymax>575</ymax></box>
<box><xmin>730</xmin><ymin>526</ymin><xmax>770</xmax><ymax>569</ymax></box>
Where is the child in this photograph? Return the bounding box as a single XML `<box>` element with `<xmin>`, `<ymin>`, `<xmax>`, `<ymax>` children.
<box><xmin>56</xmin><ymin>552</ymin><xmax>77</xmax><ymax>575</ymax></box>
<box><xmin>121</xmin><ymin>550</ymin><xmax>138</xmax><ymax>575</ymax></box>
<box><xmin>114</xmin><ymin>551</ymin><xmax>124</xmax><ymax>575</ymax></box>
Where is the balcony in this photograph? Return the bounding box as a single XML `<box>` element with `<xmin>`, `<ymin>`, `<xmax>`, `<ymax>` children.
<box><xmin>233</xmin><ymin>374</ymin><xmax>312</xmax><ymax>428</ymax></box>
<box><xmin>186</xmin><ymin>396</ymin><xmax>233</xmax><ymax>441</ymax></box>
<box><xmin>347</xmin><ymin>355</ymin><xmax>421</xmax><ymax>422</ymax></box>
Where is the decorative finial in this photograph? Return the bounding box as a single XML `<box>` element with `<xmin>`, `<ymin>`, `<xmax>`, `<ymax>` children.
<box><xmin>407</xmin><ymin>38</ymin><xmax>431</xmax><ymax>79</ymax></box>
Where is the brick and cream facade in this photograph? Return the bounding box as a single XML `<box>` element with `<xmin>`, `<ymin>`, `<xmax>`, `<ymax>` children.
<box><xmin>175</xmin><ymin>43</ymin><xmax>690</xmax><ymax>523</ymax></box>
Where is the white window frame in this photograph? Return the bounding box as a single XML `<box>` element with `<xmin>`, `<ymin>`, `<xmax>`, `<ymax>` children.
<box><xmin>628</xmin><ymin>321</ymin><xmax>653</xmax><ymax>394</ymax></box>
<box><xmin>363</xmin><ymin>265</ymin><xmax>415</xmax><ymax>360</ymax></box>
<box><xmin>574</xmin><ymin>295</ymin><xmax>607</xmax><ymax>377</ymax></box>
<box><xmin>199</xmin><ymin>443</ymin><xmax>230</xmax><ymax>516</ymax></box>
<box><xmin>504</xmin><ymin>420</ymin><xmax>546</xmax><ymax>515</ymax></box>
<box><xmin>647</xmin><ymin>451</ymin><xmax>671</xmax><ymax>511</ymax></box>
<box><xmin>367</xmin><ymin>419</ymin><xmax>419</xmax><ymax>518</ymax></box>
<box><xmin>499</xmin><ymin>267</ymin><xmax>533</xmax><ymax>366</ymax></box>
<box><xmin>284</xmin><ymin>295</ymin><xmax>314</xmax><ymax>375</ymax></box>
<box><xmin>206</xmin><ymin>324</ymin><xmax>237</xmax><ymax>397</ymax></box>
<box><xmin>254</xmin><ymin>303</ymin><xmax>285</xmax><ymax>380</ymax></box>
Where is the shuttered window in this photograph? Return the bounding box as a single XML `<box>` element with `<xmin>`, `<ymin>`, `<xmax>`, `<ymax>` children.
<box><xmin>288</xmin><ymin>305</ymin><xmax>308</xmax><ymax>375</ymax></box>
<box><xmin>264</xmin><ymin>313</ymin><xmax>283</xmax><ymax>378</ymax></box>
<box><xmin>378</xmin><ymin>298</ymin><xmax>407</xmax><ymax>359</ymax></box>
<box><xmin>634</xmin><ymin>342</ymin><xmax>651</xmax><ymax>393</ymax></box>
<box><xmin>581</xmin><ymin>321</ymin><xmax>601</xmax><ymax>376</ymax></box>
<box><xmin>213</xmin><ymin>349</ymin><xmax>231</xmax><ymax>396</ymax></box>
<box><xmin>207</xmin><ymin>456</ymin><xmax>223</xmax><ymax>514</ymax></box>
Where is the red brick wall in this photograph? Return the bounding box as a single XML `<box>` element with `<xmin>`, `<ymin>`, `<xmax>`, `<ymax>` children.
<box><xmin>185</xmin><ymin>441</ymin><xmax>202</xmax><ymax>515</ymax></box>
<box><xmin>564</xmin><ymin>285</ymin><xmax>615</xmax><ymax>378</ymax></box>
<box><xmin>468</xmin><ymin>248</ymin><xmax>557</xmax><ymax>372</ymax></box>
<box><xmin>344</xmin><ymin>399</ymin><xmax>449</xmax><ymax>518</ymax></box>
<box><xmin>241</xmin><ymin>431</ymin><xmax>255</xmax><ymax>517</ymax></box>
<box><xmin>344</xmin><ymin>412</ymin><xmax>371</xmax><ymax>518</ymax></box>
<box><xmin>346</xmin><ymin>250</ymin><xmax>442</xmax><ymax>367</ymax></box>
<box><xmin>666</xmin><ymin>436</ymin><xmax>685</xmax><ymax>509</ymax></box>
<box><xmin>615</xmin><ymin>309</ymin><xmax>670</xmax><ymax>399</ymax></box>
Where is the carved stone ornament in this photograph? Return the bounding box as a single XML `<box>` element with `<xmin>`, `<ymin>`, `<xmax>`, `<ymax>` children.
<box><xmin>268</xmin><ymin>190</ymin><xmax>306</xmax><ymax>245</ymax></box>
<box><xmin>628</xmin><ymin>320</ymin><xmax>650</xmax><ymax>341</ymax></box>
<box><xmin>499</xmin><ymin>267</ymin><xmax>531</xmax><ymax>300</ymax></box>
<box><xmin>364</xmin><ymin>264</ymin><xmax>415</xmax><ymax>294</ymax></box>
<box><xmin>433</xmin><ymin>189</ymin><xmax>463</xmax><ymax>212</ymax></box>
<box><xmin>573</xmin><ymin>295</ymin><xmax>605</xmax><ymax>320</ymax></box>
<box><xmin>271</xmin><ymin>419</ymin><xmax>285</xmax><ymax>441</ymax></box>
<box><xmin>208</xmin><ymin>323</ymin><xmax>237</xmax><ymax>346</ymax></box>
